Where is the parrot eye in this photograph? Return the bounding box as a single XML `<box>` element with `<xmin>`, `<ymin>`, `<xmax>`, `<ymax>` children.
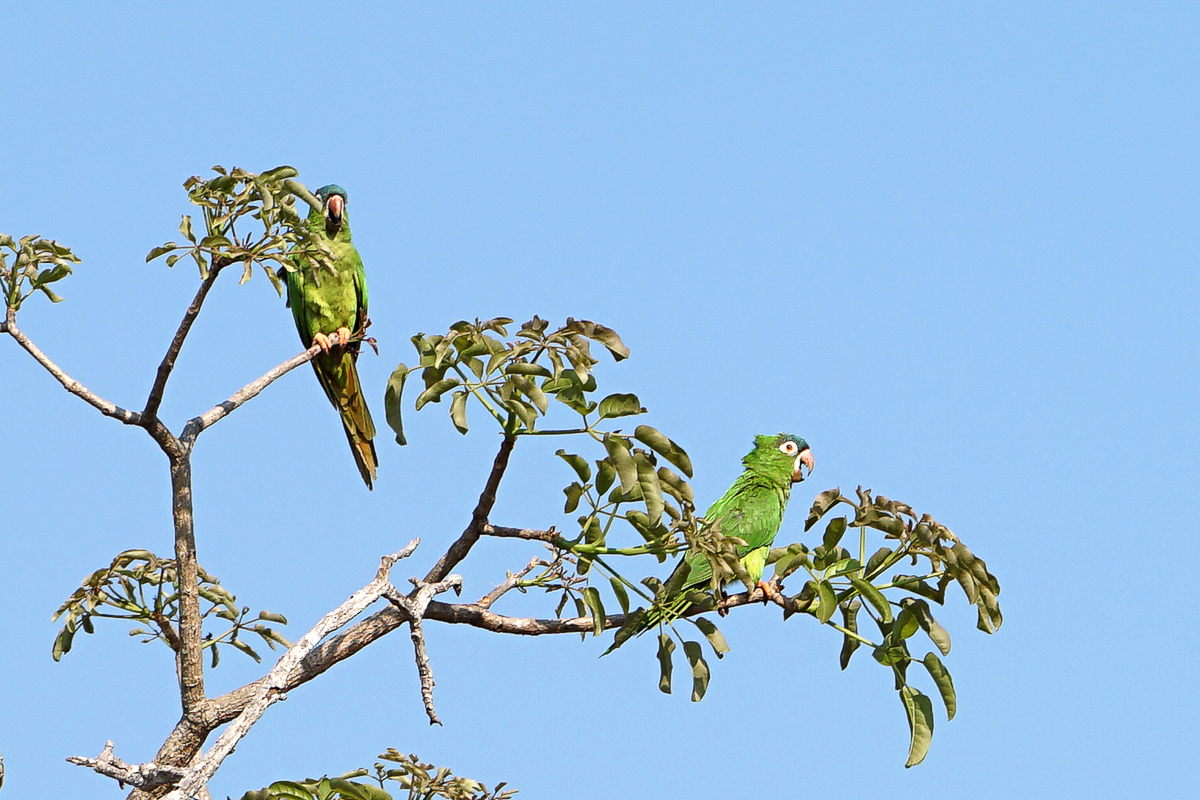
<box><xmin>779</xmin><ymin>441</ymin><xmax>798</xmax><ymax>455</ymax></box>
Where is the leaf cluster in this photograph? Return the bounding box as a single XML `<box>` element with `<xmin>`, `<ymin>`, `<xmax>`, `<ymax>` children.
<box><xmin>240</xmin><ymin>750</ymin><xmax>516</xmax><ymax>800</ymax></box>
<box><xmin>760</xmin><ymin>486</ymin><xmax>1003</xmax><ymax>766</ymax></box>
<box><xmin>145</xmin><ymin>165</ymin><xmax>333</xmax><ymax>293</ymax></box>
<box><xmin>384</xmin><ymin>316</ymin><xmax>636</xmax><ymax>443</ymax></box>
<box><xmin>0</xmin><ymin>233</ymin><xmax>80</xmax><ymax>310</ymax></box>
<box><xmin>51</xmin><ymin>549</ymin><xmax>289</xmax><ymax>666</ymax></box>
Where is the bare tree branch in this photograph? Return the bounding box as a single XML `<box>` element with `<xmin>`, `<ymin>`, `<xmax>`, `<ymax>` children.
<box><xmin>481</xmin><ymin>525</ymin><xmax>560</xmax><ymax>544</ymax></box>
<box><xmin>383</xmin><ymin>575</ymin><xmax>464</xmax><ymax>725</ymax></box>
<box><xmin>3</xmin><ymin>309</ymin><xmax>142</xmax><ymax>426</ymax></box>
<box><xmin>179</xmin><ymin>338</ymin><xmax>336</xmax><ymax>444</ymax></box>
<box><xmin>67</xmin><ymin>741</ymin><xmax>186</xmax><ymax>791</ymax></box>
<box><xmin>423</xmin><ymin>434</ymin><xmax>517</xmax><ymax>584</ymax></box>
<box><xmin>142</xmin><ymin>261</ymin><xmax>230</xmax><ymax>421</ymax></box>
<box><xmin>160</xmin><ymin>541</ymin><xmax>422</xmax><ymax>800</ymax></box>
<box><xmin>476</xmin><ymin>557</ymin><xmax>542</xmax><ymax>609</ymax></box>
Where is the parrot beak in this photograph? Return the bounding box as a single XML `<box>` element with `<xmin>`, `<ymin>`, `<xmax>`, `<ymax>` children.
<box><xmin>325</xmin><ymin>193</ymin><xmax>345</xmax><ymax>231</ymax></box>
<box><xmin>792</xmin><ymin>448</ymin><xmax>814</xmax><ymax>482</ymax></box>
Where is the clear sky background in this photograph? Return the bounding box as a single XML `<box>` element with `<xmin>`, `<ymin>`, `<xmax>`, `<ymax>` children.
<box><xmin>2</xmin><ymin>3</ymin><xmax>1197</xmax><ymax>798</ymax></box>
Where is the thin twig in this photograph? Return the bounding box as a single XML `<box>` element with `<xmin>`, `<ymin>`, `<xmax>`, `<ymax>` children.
<box><xmin>423</xmin><ymin>433</ymin><xmax>517</xmax><ymax>583</ymax></box>
<box><xmin>66</xmin><ymin>741</ymin><xmax>186</xmax><ymax>791</ymax></box>
<box><xmin>383</xmin><ymin>575</ymin><xmax>464</xmax><ymax>725</ymax></box>
<box><xmin>476</xmin><ymin>557</ymin><xmax>542</xmax><ymax>609</ymax></box>
<box><xmin>142</xmin><ymin>261</ymin><xmax>229</xmax><ymax>421</ymax></box>
<box><xmin>180</xmin><ymin>337</ymin><xmax>336</xmax><ymax>444</ymax></box>
<box><xmin>481</xmin><ymin>525</ymin><xmax>560</xmax><ymax>544</ymax></box>
<box><xmin>3</xmin><ymin>309</ymin><xmax>142</xmax><ymax>426</ymax></box>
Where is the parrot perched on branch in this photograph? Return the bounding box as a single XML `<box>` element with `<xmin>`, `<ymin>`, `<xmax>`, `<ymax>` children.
<box><xmin>284</xmin><ymin>184</ymin><xmax>378</xmax><ymax>489</ymax></box>
<box><xmin>606</xmin><ymin>432</ymin><xmax>813</xmax><ymax>652</ymax></box>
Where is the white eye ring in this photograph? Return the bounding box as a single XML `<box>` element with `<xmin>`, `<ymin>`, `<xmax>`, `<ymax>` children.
<box><xmin>779</xmin><ymin>441</ymin><xmax>797</xmax><ymax>455</ymax></box>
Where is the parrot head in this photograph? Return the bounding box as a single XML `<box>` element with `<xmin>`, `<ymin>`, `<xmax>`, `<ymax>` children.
<box><xmin>314</xmin><ymin>184</ymin><xmax>348</xmax><ymax>235</ymax></box>
<box><xmin>747</xmin><ymin>433</ymin><xmax>814</xmax><ymax>484</ymax></box>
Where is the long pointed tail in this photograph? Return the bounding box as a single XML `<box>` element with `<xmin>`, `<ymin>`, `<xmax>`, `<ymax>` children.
<box><xmin>313</xmin><ymin>352</ymin><xmax>379</xmax><ymax>489</ymax></box>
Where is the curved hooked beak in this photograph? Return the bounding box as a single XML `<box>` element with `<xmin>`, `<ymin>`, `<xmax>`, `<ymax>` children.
<box><xmin>792</xmin><ymin>448</ymin><xmax>815</xmax><ymax>483</ymax></box>
<box><xmin>325</xmin><ymin>193</ymin><xmax>345</xmax><ymax>231</ymax></box>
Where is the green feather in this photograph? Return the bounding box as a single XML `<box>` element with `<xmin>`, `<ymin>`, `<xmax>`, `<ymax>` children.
<box><xmin>285</xmin><ymin>185</ymin><xmax>379</xmax><ymax>489</ymax></box>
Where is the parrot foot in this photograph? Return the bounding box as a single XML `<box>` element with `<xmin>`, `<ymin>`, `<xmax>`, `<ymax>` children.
<box><xmin>335</xmin><ymin>326</ymin><xmax>352</xmax><ymax>348</ymax></box>
<box><xmin>312</xmin><ymin>332</ymin><xmax>333</xmax><ymax>354</ymax></box>
<box><xmin>756</xmin><ymin>579</ymin><xmax>783</xmax><ymax>605</ymax></box>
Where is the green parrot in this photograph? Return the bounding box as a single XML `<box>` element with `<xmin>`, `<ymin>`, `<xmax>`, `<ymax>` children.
<box><xmin>607</xmin><ymin>432</ymin><xmax>813</xmax><ymax>652</ymax></box>
<box><xmin>284</xmin><ymin>184</ymin><xmax>378</xmax><ymax>489</ymax></box>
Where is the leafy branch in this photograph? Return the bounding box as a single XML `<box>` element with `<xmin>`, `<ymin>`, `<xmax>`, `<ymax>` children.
<box><xmin>52</xmin><ymin>549</ymin><xmax>290</xmax><ymax>666</ymax></box>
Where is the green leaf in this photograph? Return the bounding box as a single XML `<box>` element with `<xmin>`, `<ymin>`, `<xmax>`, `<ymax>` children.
<box><xmin>609</xmin><ymin>577</ymin><xmax>631</xmax><ymax>614</ymax></box>
<box><xmin>505</xmin><ymin>361</ymin><xmax>552</xmax><ymax>377</ymax></box>
<box><xmin>657</xmin><ymin>634</ymin><xmax>675</xmax><ymax>694</ymax></box>
<box><xmin>52</xmin><ymin>625</ymin><xmax>75</xmax><ymax>662</ymax></box>
<box><xmin>804</xmin><ymin>489</ymin><xmax>843</xmax><ymax>531</ymax></box>
<box><xmin>900</xmin><ymin>685</ymin><xmax>935</xmax><ymax>767</ymax></box>
<box><xmin>511</xmin><ymin>374</ymin><xmax>549</xmax><ymax>414</ymax></box>
<box><xmin>692</xmin><ymin>617</ymin><xmax>729</xmax><ymax>659</ymax></box>
<box><xmin>383</xmin><ymin>364</ymin><xmax>409</xmax><ymax>445</ymax></box>
<box><xmin>634</xmin><ymin>452</ymin><xmax>664</xmax><ymax>525</ymax></box>
<box><xmin>556</xmin><ymin>450</ymin><xmax>592</xmax><ymax>483</ymax></box>
<box><xmin>564</xmin><ymin>318</ymin><xmax>630</xmax><ymax>360</ymax></box>
<box><xmin>232</xmin><ymin>639</ymin><xmax>262</xmax><ymax>662</ymax></box>
<box><xmin>839</xmin><ymin>599</ymin><xmax>861</xmax><ymax>670</ymax></box>
<box><xmin>655</xmin><ymin>466</ymin><xmax>694</xmax><ymax>504</ymax></box>
<box><xmin>449</xmin><ymin>390</ymin><xmax>469</xmax><ymax>434</ymax></box>
<box><xmin>597</xmin><ymin>393</ymin><xmax>645</xmax><ymax>419</ymax></box>
<box><xmin>594</xmin><ymin>459</ymin><xmax>616</xmax><ymax>495</ymax></box>
<box><xmin>563</xmin><ymin>482</ymin><xmax>584</xmax><ymax>514</ymax></box>
<box><xmin>179</xmin><ymin>214</ymin><xmax>196</xmax><ymax>243</ymax></box>
<box><xmin>815</xmin><ymin>580</ymin><xmax>838</xmax><ymax>623</ymax></box>
<box><xmin>902</xmin><ymin>598</ymin><xmax>951</xmax><ymax>655</ymax></box>
<box><xmin>822</xmin><ymin>517</ymin><xmax>848</xmax><ymax>551</ymax></box>
<box><xmin>922</xmin><ymin>651</ymin><xmax>957</xmax><ymax>720</ymax></box>
<box><xmin>582</xmin><ymin>587</ymin><xmax>605</xmax><ymax>635</ymax></box>
<box><xmin>603</xmin><ymin>436</ymin><xmax>638</xmax><ymax>494</ymax></box>
<box><xmin>850</xmin><ymin>576</ymin><xmax>893</xmax><ymax>623</ymax></box>
<box><xmin>683</xmin><ymin>640</ymin><xmax>710</xmax><ymax>701</ymax></box>
<box><xmin>633</xmin><ymin>425</ymin><xmax>693</xmax><ymax>478</ymax></box>
<box><xmin>415</xmin><ymin>377</ymin><xmax>461</xmax><ymax>410</ymax></box>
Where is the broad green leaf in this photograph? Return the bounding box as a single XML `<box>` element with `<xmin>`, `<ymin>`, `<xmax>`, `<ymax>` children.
<box><xmin>850</xmin><ymin>576</ymin><xmax>893</xmax><ymax>623</ymax></box>
<box><xmin>892</xmin><ymin>606</ymin><xmax>921</xmax><ymax>641</ymax></box>
<box><xmin>633</xmin><ymin>425</ymin><xmax>693</xmax><ymax>478</ymax></box>
<box><xmin>692</xmin><ymin>617</ymin><xmax>729</xmax><ymax>659</ymax></box>
<box><xmin>839</xmin><ymin>599</ymin><xmax>862</xmax><ymax>670</ymax></box>
<box><xmin>556</xmin><ymin>450</ymin><xmax>592</xmax><ymax>483</ymax></box>
<box><xmin>657</xmin><ymin>634</ymin><xmax>675</xmax><ymax>694</ymax></box>
<box><xmin>902</xmin><ymin>598</ymin><xmax>951</xmax><ymax>655</ymax></box>
<box><xmin>683</xmin><ymin>640</ymin><xmax>710</xmax><ymax>701</ymax></box>
<box><xmin>582</xmin><ymin>587</ymin><xmax>605</xmax><ymax>635</ymax></box>
<box><xmin>504</xmin><ymin>361</ymin><xmax>552</xmax><ymax>377</ymax></box>
<box><xmin>603</xmin><ymin>436</ymin><xmax>638</xmax><ymax>493</ymax></box>
<box><xmin>52</xmin><ymin>626</ymin><xmax>75</xmax><ymax>661</ymax></box>
<box><xmin>656</xmin><ymin>466</ymin><xmax>694</xmax><ymax>504</ymax></box>
<box><xmin>822</xmin><ymin>517</ymin><xmax>848</xmax><ymax>551</ymax></box>
<box><xmin>634</xmin><ymin>452</ymin><xmax>664</xmax><ymax>525</ymax></box>
<box><xmin>563</xmin><ymin>482</ymin><xmax>584</xmax><ymax>514</ymax></box>
<box><xmin>864</xmin><ymin>546</ymin><xmax>893</xmax><ymax>578</ymax></box>
<box><xmin>901</xmin><ymin>685</ymin><xmax>935</xmax><ymax>767</ymax></box>
<box><xmin>383</xmin><ymin>364</ymin><xmax>409</xmax><ymax>445</ymax></box>
<box><xmin>815</xmin><ymin>580</ymin><xmax>837</xmax><ymax>623</ymax></box>
<box><xmin>232</xmin><ymin>639</ymin><xmax>262</xmax><ymax>662</ymax></box>
<box><xmin>449</xmin><ymin>390</ymin><xmax>469</xmax><ymax>434</ymax></box>
<box><xmin>511</xmin><ymin>374</ymin><xmax>549</xmax><ymax>414</ymax></box>
<box><xmin>609</xmin><ymin>577</ymin><xmax>631</xmax><ymax>614</ymax></box>
<box><xmin>256</xmin><ymin>611</ymin><xmax>288</xmax><ymax>624</ymax></box>
<box><xmin>922</xmin><ymin>651</ymin><xmax>957</xmax><ymax>720</ymax></box>
<box><xmin>565</xmin><ymin>318</ymin><xmax>630</xmax><ymax>360</ymax></box>
<box><xmin>146</xmin><ymin>243</ymin><xmax>178</xmax><ymax>263</ymax></box>
<box><xmin>594</xmin><ymin>458</ymin><xmax>616</xmax><ymax>495</ymax></box>
<box><xmin>415</xmin><ymin>377</ymin><xmax>461</xmax><ymax>410</ymax></box>
<box><xmin>804</xmin><ymin>489</ymin><xmax>843</xmax><ymax>531</ymax></box>
<box><xmin>597</xmin><ymin>393</ymin><xmax>645</xmax><ymax>419</ymax></box>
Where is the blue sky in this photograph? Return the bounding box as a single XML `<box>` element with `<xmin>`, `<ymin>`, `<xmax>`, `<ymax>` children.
<box><xmin>2</xmin><ymin>2</ymin><xmax>1197</xmax><ymax>798</ymax></box>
